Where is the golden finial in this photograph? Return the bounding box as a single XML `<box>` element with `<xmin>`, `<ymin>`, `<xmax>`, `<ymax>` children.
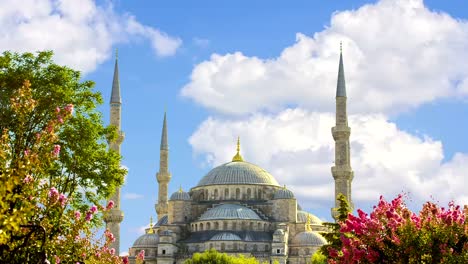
<box><xmin>339</xmin><ymin>41</ymin><xmax>342</xmax><ymax>53</ymax></box>
<box><xmin>179</xmin><ymin>185</ymin><xmax>183</xmax><ymax>193</ymax></box>
<box><xmin>283</xmin><ymin>184</ymin><xmax>287</xmax><ymax>190</ymax></box>
<box><xmin>306</xmin><ymin>214</ymin><xmax>312</xmax><ymax>232</ymax></box>
<box><xmin>232</xmin><ymin>136</ymin><xmax>244</xmax><ymax>162</ymax></box>
<box><xmin>148</xmin><ymin>216</ymin><xmax>154</xmax><ymax>234</ymax></box>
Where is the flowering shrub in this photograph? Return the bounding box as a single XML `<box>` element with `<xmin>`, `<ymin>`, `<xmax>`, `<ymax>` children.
<box><xmin>0</xmin><ymin>81</ymin><xmax>126</xmax><ymax>263</ymax></box>
<box><xmin>327</xmin><ymin>194</ymin><xmax>468</xmax><ymax>263</ymax></box>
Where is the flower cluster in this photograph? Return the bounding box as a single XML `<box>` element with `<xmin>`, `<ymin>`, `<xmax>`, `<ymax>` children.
<box><xmin>328</xmin><ymin>195</ymin><xmax>468</xmax><ymax>263</ymax></box>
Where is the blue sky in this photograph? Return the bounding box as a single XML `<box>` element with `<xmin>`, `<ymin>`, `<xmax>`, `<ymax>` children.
<box><xmin>2</xmin><ymin>0</ymin><xmax>468</xmax><ymax>255</ymax></box>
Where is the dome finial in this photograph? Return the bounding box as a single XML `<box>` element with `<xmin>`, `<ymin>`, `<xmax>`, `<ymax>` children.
<box><xmin>306</xmin><ymin>214</ymin><xmax>312</xmax><ymax>232</ymax></box>
<box><xmin>148</xmin><ymin>216</ymin><xmax>154</xmax><ymax>234</ymax></box>
<box><xmin>340</xmin><ymin>41</ymin><xmax>342</xmax><ymax>53</ymax></box>
<box><xmin>232</xmin><ymin>136</ymin><xmax>244</xmax><ymax>162</ymax></box>
<box><xmin>179</xmin><ymin>185</ymin><xmax>183</xmax><ymax>193</ymax></box>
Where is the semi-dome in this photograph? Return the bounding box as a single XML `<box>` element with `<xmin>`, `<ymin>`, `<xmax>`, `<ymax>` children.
<box><xmin>274</xmin><ymin>188</ymin><xmax>295</xmax><ymax>199</ymax></box>
<box><xmin>199</xmin><ymin>204</ymin><xmax>262</xmax><ymax>220</ymax></box>
<box><xmin>153</xmin><ymin>215</ymin><xmax>168</xmax><ymax>228</ymax></box>
<box><xmin>292</xmin><ymin>231</ymin><xmax>327</xmax><ymax>246</ymax></box>
<box><xmin>297</xmin><ymin>211</ymin><xmax>322</xmax><ymax>225</ymax></box>
<box><xmin>133</xmin><ymin>233</ymin><xmax>159</xmax><ymax>247</ymax></box>
<box><xmin>170</xmin><ymin>189</ymin><xmax>191</xmax><ymax>201</ymax></box>
<box><xmin>273</xmin><ymin>229</ymin><xmax>284</xmax><ymax>235</ymax></box>
<box><xmin>196</xmin><ymin>161</ymin><xmax>280</xmax><ymax>187</ymax></box>
<box><xmin>210</xmin><ymin>232</ymin><xmax>242</xmax><ymax>241</ymax></box>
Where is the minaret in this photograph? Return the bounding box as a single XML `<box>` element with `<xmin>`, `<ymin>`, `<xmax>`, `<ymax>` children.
<box><xmin>104</xmin><ymin>50</ymin><xmax>125</xmax><ymax>254</ymax></box>
<box><xmin>331</xmin><ymin>43</ymin><xmax>354</xmax><ymax>220</ymax></box>
<box><xmin>155</xmin><ymin>112</ymin><xmax>171</xmax><ymax>220</ymax></box>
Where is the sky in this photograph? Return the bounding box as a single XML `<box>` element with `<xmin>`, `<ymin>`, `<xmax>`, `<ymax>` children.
<box><xmin>2</xmin><ymin>0</ymin><xmax>468</xmax><ymax>255</ymax></box>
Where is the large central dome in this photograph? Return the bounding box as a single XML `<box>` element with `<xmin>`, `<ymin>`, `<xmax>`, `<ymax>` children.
<box><xmin>196</xmin><ymin>161</ymin><xmax>280</xmax><ymax>187</ymax></box>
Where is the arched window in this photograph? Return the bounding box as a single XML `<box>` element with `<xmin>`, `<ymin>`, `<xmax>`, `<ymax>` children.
<box><xmin>200</xmin><ymin>192</ymin><xmax>204</xmax><ymax>201</ymax></box>
<box><xmin>257</xmin><ymin>223</ymin><xmax>261</xmax><ymax>230</ymax></box>
<box><xmin>305</xmin><ymin>248</ymin><xmax>310</xmax><ymax>255</ymax></box>
<box><xmin>200</xmin><ymin>223</ymin><xmax>204</xmax><ymax>231</ymax></box>
<box><xmin>236</xmin><ymin>188</ymin><xmax>240</xmax><ymax>199</ymax></box>
<box><xmin>258</xmin><ymin>189</ymin><xmax>262</xmax><ymax>199</ymax></box>
<box><xmin>209</xmin><ymin>243</ymin><xmax>213</xmax><ymax>249</ymax></box>
<box><xmin>242</xmin><ymin>222</ymin><xmax>247</xmax><ymax>231</ymax></box>
<box><xmin>207</xmin><ymin>222</ymin><xmax>211</xmax><ymax>230</ymax></box>
<box><xmin>253</xmin><ymin>244</ymin><xmax>257</xmax><ymax>252</ymax></box>
<box><xmin>265</xmin><ymin>245</ymin><xmax>269</xmax><ymax>252</ymax></box>
<box><xmin>247</xmin><ymin>188</ymin><xmax>251</xmax><ymax>199</ymax></box>
<box><xmin>224</xmin><ymin>188</ymin><xmax>229</xmax><ymax>199</ymax></box>
<box><xmin>232</xmin><ymin>222</ymin><xmax>237</xmax><ymax>230</ymax></box>
<box><xmin>264</xmin><ymin>223</ymin><xmax>267</xmax><ymax>231</ymax></box>
<box><xmin>233</xmin><ymin>243</ymin><xmax>238</xmax><ymax>251</ymax></box>
<box><xmin>249</xmin><ymin>222</ymin><xmax>253</xmax><ymax>230</ymax></box>
<box><xmin>215</xmin><ymin>222</ymin><xmax>219</xmax><ymax>230</ymax></box>
<box><xmin>214</xmin><ymin>189</ymin><xmax>218</xmax><ymax>199</ymax></box>
<box><xmin>195</xmin><ymin>224</ymin><xmax>198</xmax><ymax>231</ymax></box>
<box><xmin>205</xmin><ymin>189</ymin><xmax>209</xmax><ymax>200</ymax></box>
<box><xmin>223</xmin><ymin>222</ymin><xmax>228</xmax><ymax>230</ymax></box>
<box><xmin>221</xmin><ymin>243</ymin><xmax>225</xmax><ymax>251</ymax></box>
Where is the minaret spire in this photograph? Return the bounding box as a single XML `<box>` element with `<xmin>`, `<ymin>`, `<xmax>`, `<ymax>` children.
<box><xmin>331</xmin><ymin>43</ymin><xmax>354</xmax><ymax>221</ymax></box>
<box><xmin>232</xmin><ymin>136</ymin><xmax>244</xmax><ymax>162</ymax></box>
<box><xmin>104</xmin><ymin>51</ymin><xmax>125</xmax><ymax>254</ymax></box>
<box><xmin>156</xmin><ymin>111</ymin><xmax>171</xmax><ymax>220</ymax></box>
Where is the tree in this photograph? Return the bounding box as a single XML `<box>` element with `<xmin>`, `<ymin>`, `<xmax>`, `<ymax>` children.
<box><xmin>0</xmin><ymin>51</ymin><xmax>126</xmax><ymax>263</ymax></box>
<box><xmin>184</xmin><ymin>248</ymin><xmax>276</xmax><ymax>264</ymax></box>
<box><xmin>326</xmin><ymin>194</ymin><xmax>468</xmax><ymax>263</ymax></box>
<box><xmin>0</xmin><ymin>51</ymin><xmax>125</xmax><ymax>206</ymax></box>
<box><xmin>311</xmin><ymin>251</ymin><xmax>327</xmax><ymax>264</ymax></box>
<box><xmin>319</xmin><ymin>194</ymin><xmax>351</xmax><ymax>257</ymax></box>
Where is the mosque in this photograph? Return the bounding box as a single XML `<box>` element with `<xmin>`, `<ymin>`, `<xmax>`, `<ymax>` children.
<box><xmin>103</xmin><ymin>47</ymin><xmax>354</xmax><ymax>264</ymax></box>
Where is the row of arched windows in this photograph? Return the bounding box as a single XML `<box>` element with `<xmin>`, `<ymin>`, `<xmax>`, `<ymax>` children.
<box><xmin>191</xmin><ymin>221</ymin><xmax>271</xmax><ymax>232</ymax></box>
<box><xmin>198</xmin><ymin>187</ymin><xmax>266</xmax><ymax>201</ymax></box>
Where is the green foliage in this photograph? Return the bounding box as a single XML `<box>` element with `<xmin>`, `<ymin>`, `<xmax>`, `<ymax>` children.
<box><xmin>184</xmin><ymin>248</ymin><xmax>269</xmax><ymax>264</ymax></box>
<box><xmin>0</xmin><ymin>51</ymin><xmax>126</xmax><ymax>206</ymax></box>
<box><xmin>311</xmin><ymin>250</ymin><xmax>327</xmax><ymax>264</ymax></box>
<box><xmin>319</xmin><ymin>194</ymin><xmax>351</xmax><ymax>257</ymax></box>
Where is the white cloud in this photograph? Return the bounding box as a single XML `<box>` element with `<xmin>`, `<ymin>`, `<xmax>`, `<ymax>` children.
<box><xmin>0</xmin><ymin>0</ymin><xmax>181</xmax><ymax>73</ymax></box>
<box><xmin>119</xmin><ymin>251</ymin><xmax>128</xmax><ymax>256</ymax></box>
<box><xmin>189</xmin><ymin>109</ymin><xmax>468</xmax><ymax>210</ymax></box>
<box><xmin>181</xmin><ymin>0</ymin><xmax>468</xmax><ymax>116</ymax></box>
<box><xmin>193</xmin><ymin>37</ymin><xmax>210</xmax><ymax>48</ymax></box>
<box><xmin>123</xmin><ymin>192</ymin><xmax>143</xmax><ymax>200</ymax></box>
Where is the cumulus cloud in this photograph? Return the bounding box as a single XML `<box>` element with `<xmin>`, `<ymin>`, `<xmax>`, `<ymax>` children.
<box><xmin>189</xmin><ymin>109</ymin><xmax>468</xmax><ymax>210</ymax></box>
<box><xmin>123</xmin><ymin>192</ymin><xmax>144</xmax><ymax>200</ymax></box>
<box><xmin>181</xmin><ymin>0</ymin><xmax>468</xmax><ymax>116</ymax></box>
<box><xmin>0</xmin><ymin>0</ymin><xmax>181</xmax><ymax>73</ymax></box>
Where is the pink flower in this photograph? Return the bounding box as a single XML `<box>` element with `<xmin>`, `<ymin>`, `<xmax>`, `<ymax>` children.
<box><xmin>106</xmin><ymin>200</ymin><xmax>114</xmax><ymax>210</ymax></box>
<box><xmin>49</xmin><ymin>187</ymin><xmax>59</xmax><ymax>198</ymax></box>
<box><xmin>65</xmin><ymin>104</ymin><xmax>74</xmax><ymax>114</ymax></box>
<box><xmin>54</xmin><ymin>255</ymin><xmax>60</xmax><ymax>264</ymax></box>
<box><xmin>23</xmin><ymin>175</ymin><xmax>33</xmax><ymax>184</ymax></box>
<box><xmin>55</xmin><ymin>107</ymin><xmax>60</xmax><ymax>113</ymax></box>
<box><xmin>137</xmin><ymin>250</ymin><xmax>145</xmax><ymax>260</ymax></box>
<box><xmin>74</xmin><ymin>211</ymin><xmax>81</xmax><ymax>220</ymax></box>
<box><xmin>58</xmin><ymin>116</ymin><xmax>63</xmax><ymax>124</ymax></box>
<box><xmin>24</xmin><ymin>149</ymin><xmax>30</xmax><ymax>156</ymax></box>
<box><xmin>85</xmin><ymin>212</ymin><xmax>93</xmax><ymax>222</ymax></box>
<box><xmin>109</xmin><ymin>248</ymin><xmax>115</xmax><ymax>255</ymax></box>
<box><xmin>58</xmin><ymin>193</ymin><xmax>67</xmax><ymax>207</ymax></box>
<box><xmin>90</xmin><ymin>205</ymin><xmax>98</xmax><ymax>214</ymax></box>
<box><xmin>122</xmin><ymin>256</ymin><xmax>129</xmax><ymax>264</ymax></box>
<box><xmin>52</xmin><ymin>144</ymin><xmax>61</xmax><ymax>157</ymax></box>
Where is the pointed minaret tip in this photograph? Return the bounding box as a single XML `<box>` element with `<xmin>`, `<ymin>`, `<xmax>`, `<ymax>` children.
<box><xmin>232</xmin><ymin>136</ymin><xmax>244</xmax><ymax>162</ymax></box>
<box><xmin>148</xmin><ymin>216</ymin><xmax>154</xmax><ymax>234</ymax></box>
<box><xmin>336</xmin><ymin>42</ymin><xmax>347</xmax><ymax>98</ymax></box>
<box><xmin>110</xmin><ymin>50</ymin><xmax>121</xmax><ymax>104</ymax></box>
<box><xmin>160</xmin><ymin>112</ymin><xmax>169</xmax><ymax>150</ymax></box>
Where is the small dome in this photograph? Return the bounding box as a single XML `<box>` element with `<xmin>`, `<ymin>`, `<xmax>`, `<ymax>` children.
<box><xmin>210</xmin><ymin>232</ymin><xmax>242</xmax><ymax>241</ymax></box>
<box><xmin>274</xmin><ymin>188</ymin><xmax>294</xmax><ymax>199</ymax></box>
<box><xmin>199</xmin><ymin>204</ymin><xmax>261</xmax><ymax>220</ymax></box>
<box><xmin>273</xmin><ymin>229</ymin><xmax>284</xmax><ymax>235</ymax></box>
<box><xmin>297</xmin><ymin>211</ymin><xmax>322</xmax><ymax>225</ymax></box>
<box><xmin>133</xmin><ymin>233</ymin><xmax>159</xmax><ymax>247</ymax></box>
<box><xmin>196</xmin><ymin>161</ymin><xmax>279</xmax><ymax>187</ymax></box>
<box><xmin>170</xmin><ymin>190</ymin><xmax>191</xmax><ymax>201</ymax></box>
<box><xmin>292</xmin><ymin>231</ymin><xmax>327</xmax><ymax>246</ymax></box>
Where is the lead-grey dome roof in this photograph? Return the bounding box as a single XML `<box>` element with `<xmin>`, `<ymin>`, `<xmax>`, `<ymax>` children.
<box><xmin>274</xmin><ymin>188</ymin><xmax>295</xmax><ymax>199</ymax></box>
<box><xmin>199</xmin><ymin>204</ymin><xmax>262</xmax><ymax>220</ymax></box>
<box><xmin>297</xmin><ymin>211</ymin><xmax>322</xmax><ymax>225</ymax></box>
<box><xmin>196</xmin><ymin>161</ymin><xmax>279</xmax><ymax>187</ymax></box>
<box><xmin>292</xmin><ymin>231</ymin><xmax>327</xmax><ymax>246</ymax></box>
<box><xmin>133</xmin><ymin>233</ymin><xmax>159</xmax><ymax>247</ymax></box>
<box><xmin>170</xmin><ymin>190</ymin><xmax>191</xmax><ymax>201</ymax></box>
<box><xmin>210</xmin><ymin>232</ymin><xmax>242</xmax><ymax>241</ymax></box>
